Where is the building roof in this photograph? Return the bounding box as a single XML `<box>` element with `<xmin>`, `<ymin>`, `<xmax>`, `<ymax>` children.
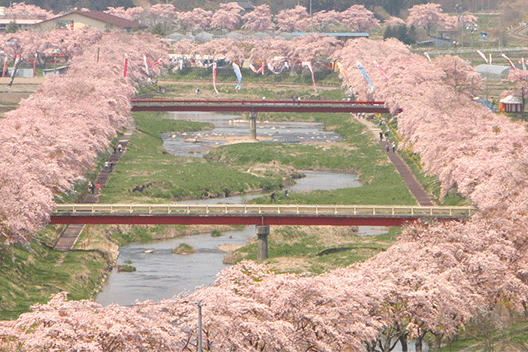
<box><xmin>37</xmin><ymin>11</ymin><xmax>146</xmax><ymax>30</ymax></box>
<box><xmin>500</xmin><ymin>95</ymin><xmax>522</xmax><ymax>104</ymax></box>
<box><xmin>474</xmin><ymin>64</ymin><xmax>510</xmax><ymax>80</ymax></box>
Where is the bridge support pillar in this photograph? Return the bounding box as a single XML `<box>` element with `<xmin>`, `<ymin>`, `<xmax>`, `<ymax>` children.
<box><xmin>256</xmin><ymin>225</ymin><xmax>269</xmax><ymax>260</ymax></box>
<box><xmin>249</xmin><ymin>112</ymin><xmax>258</xmax><ymax>140</ymax></box>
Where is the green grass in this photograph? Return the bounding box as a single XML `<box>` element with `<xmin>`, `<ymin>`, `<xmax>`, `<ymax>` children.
<box><xmin>0</xmin><ymin>240</ymin><xmax>110</xmax><ymax>320</ymax></box>
<box><xmin>232</xmin><ymin>226</ymin><xmax>401</xmax><ymax>275</ymax></box>
<box><xmin>172</xmin><ymin>243</ymin><xmax>195</xmax><ymax>255</ymax></box>
<box><xmin>100</xmin><ymin>112</ymin><xmax>286</xmax><ymax>203</ymax></box>
<box><xmin>117</xmin><ymin>264</ymin><xmax>136</xmax><ymax>272</ymax></box>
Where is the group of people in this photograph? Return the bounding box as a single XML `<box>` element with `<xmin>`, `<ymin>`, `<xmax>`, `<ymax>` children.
<box><xmin>270</xmin><ymin>189</ymin><xmax>289</xmax><ymax>202</ymax></box>
<box><xmin>379</xmin><ymin>127</ymin><xmax>396</xmax><ymax>153</ymax></box>
<box><xmin>88</xmin><ymin>181</ymin><xmax>102</xmax><ymax>194</ymax></box>
<box><xmin>113</xmin><ymin>143</ymin><xmax>123</xmax><ymax>154</ymax></box>
<box><xmin>86</xmin><ymin>143</ymin><xmax>127</xmax><ymax>196</ymax></box>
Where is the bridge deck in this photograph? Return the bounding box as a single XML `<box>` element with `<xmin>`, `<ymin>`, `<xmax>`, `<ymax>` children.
<box><xmin>51</xmin><ymin>204</ymin><xmax>476</xmax><ymax>226</ymax></box>
<box><xmin>130</xmin><ymin>99</ymin><xmax>391</xmax><ymax>114</ymax></box>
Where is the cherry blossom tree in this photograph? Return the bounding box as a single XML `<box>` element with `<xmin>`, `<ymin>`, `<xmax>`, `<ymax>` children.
<box><xmin>140</xmin><ymin>4</ymin><xmax>178</xmax><ymax>33</ymax></box>
<box><xmin>210</xmin><ymin>2</ymin><xmax>244</xmax><ymax>32</ymax></box>
<box><xmin>434</xmin><ymin>55</ymin><xmax>482</xmax><ymax>97</ymax></box>
<box><xmin>384</xmin><ymin>16</ymin><xmax>406</xmax><ymax>27</ymax></box>
<box><xmin>247</xmin><ymin>37</ymin><xmax>292</xmax><ymax>71</ymax></box>
<box><xmin>178</xmin><ymin>7</ymin><xmax>213</xmax><ymax>32</ymax></box>
<box><xmin>172</xmin><ymin>39</ymin><xmax>196</xmax><ymax>55</ymax></box>
<box><xmin>406</xmin><ymin>3</ymin><xmax>445</xmax><ymax>35</ymax></box>
<box><xmin>0</xmin><ymin>29</ymin><xmax>167</xmax><ymax>243</ymax></box>
<box><xmin>275</xmin><ymin>5</ymin><xmax>309</xmax><ymax>32</ymax></box>
<box><xmin>5</xmin><ymin>2</ymin><xmax>55</xmax><ymax>19</ymax></box>
<box><xmin>242</xmin><ymin>4</ymin><xmax>274</xmax><ymax>32</ymax></box>
<box><xmin>104</xmin><ymin>6</ymin><xmax>144</xmax><ymax>22</ymax></box>
<box><xmin>290</xmin><ymin>34</ymin><xmax>344</xmax><ymax>71</ymax></box>
<box><xmin>195</xmin><ymin>38</ymin><xmax>246</xmax><ymax>62</ymax></box>
<box><xmin>507</xmin><ymin>67</ymin><xmax>528</xmax><ymax>91</ymax></box>
<box><xmin>340</xmin><ymin>5</ymin><xmax>380</xmax><ymax>32</ymax></box>
<box><xmin>299</xmin><ymin>10</ymin><xmax>342</xmax><ymax>32</ymax></box>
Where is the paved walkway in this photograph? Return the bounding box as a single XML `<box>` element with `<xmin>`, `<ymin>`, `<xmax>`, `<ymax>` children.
<box><xmin>357</xmin><ymin>117</ymin><xmax>434</xmax><ymax>206</ymax></box>
<box><xmin>53</xmin><ymin>122</ymin><xmax>135</xmax><ymax>252</ymax></box>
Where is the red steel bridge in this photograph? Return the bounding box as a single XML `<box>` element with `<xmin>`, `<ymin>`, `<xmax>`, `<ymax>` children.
<box><xmin>131</xmin><ymin>99</ymin><xmax>392</xmax><ymax>114</ymax></box>
<box><xmin>51</xmin><ymin>204</ymin><xmax>476</xmax><ymax>227</ymax></box>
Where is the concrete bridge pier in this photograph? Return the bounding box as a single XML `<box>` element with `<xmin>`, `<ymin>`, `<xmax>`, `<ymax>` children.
<box><xmin>249</xmin><ymin>111</ymin><xmax>258</xmax><ymax>140</ymax></box>
<box><xmin>256</xmin><ymin>225</ymin><xmax>269</xmax><ymax>260</ymax></box>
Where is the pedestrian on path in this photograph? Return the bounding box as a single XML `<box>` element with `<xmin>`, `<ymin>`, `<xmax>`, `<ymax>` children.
<box><xmin>379</xmin><ymin>131</ymin><xmax>383</xmax><ymax>141</ymax></box>
<box><xmin>88</xmin><ymin>181</ymin><xmax>95</xmax><ymax>194</ymax></box>
<box><xmin>386</xmin><ymin>142</ymin><xmax>390</xmax><ymax>152</ymax></box>
<box><xmin>392</xmin><ymin>142</ymin><xmax>396</xmax><ymax>153</ymax></box>
<box><xmin>95</xmin><ymin>182</ymin><xmax>102</xmax><ymax>194</ymax></box>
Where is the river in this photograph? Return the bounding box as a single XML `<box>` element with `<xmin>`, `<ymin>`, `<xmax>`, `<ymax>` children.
<box><xmin>96</xmin><ymin>111</ymin><xmax>389</xmax><ymax>306</ymax></box>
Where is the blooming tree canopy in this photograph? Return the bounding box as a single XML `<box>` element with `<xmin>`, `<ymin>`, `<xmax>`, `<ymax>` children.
<box><xmin>5</xmin><ymin>2</ymin><xmax>55</xmax><ymax>19</ymax></box>
<box><xmin>340</xmin><ymin>5</ymin><xmax>380</xmax><ymax>32</ymax></box>
<box><xmin>406</xmin><ymin>3</ymin><xmax>445</xmax><ymax>35</ymax></box>
<box><xmin>210</xmin><ymin>2</ymin><xmax>244</xmax><ymax>31</ymax></box>
<box><xmin>275</xmin><ymin>5</ymin><xmax>309</xmax><ymax>32</ymax></box>
<box><xmin>105</xmin><ymin>6</ymin><xmax>144</xmax><ymax>22</ymax></box>
<box><xmin>178</xmin><ymin>7</ymin><xmax>213</xmax><ymax>32</ymax></box>
<box><xmin>242</xmin><ymin>4</ymin><xmax>273</xmax><ymax>32</ymax></box>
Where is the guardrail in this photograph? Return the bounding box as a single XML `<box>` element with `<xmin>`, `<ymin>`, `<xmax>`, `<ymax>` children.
<box><xmin>53</xmin><ymin>204</ymin><xmax>477</xmax><ymax>218</ymax></box>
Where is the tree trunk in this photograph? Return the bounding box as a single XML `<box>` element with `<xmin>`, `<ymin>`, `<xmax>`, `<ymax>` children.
<box><xmin>399</xmin><ymin>334</ymin><xmax>408</xmax><ymax>352</ymax></box>
<box><xmin>415</xmin><ymin>335</ymin><xmax>423</xmax><ymax>352</ymax></box>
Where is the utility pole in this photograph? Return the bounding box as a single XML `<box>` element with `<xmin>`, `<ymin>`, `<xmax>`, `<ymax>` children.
<box><xmin>194</xmin><ymin>301</ymin><xmax>205</xmax><ymax>352</ymax></box>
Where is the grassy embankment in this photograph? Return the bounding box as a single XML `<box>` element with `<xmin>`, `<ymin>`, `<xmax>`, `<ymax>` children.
<box><xmin>0</xmin><ymin>227</ymin><xmax>113</xmax><ymax>320</ymax></box>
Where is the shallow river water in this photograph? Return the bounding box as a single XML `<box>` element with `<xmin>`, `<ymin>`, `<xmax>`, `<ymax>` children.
<box><xmin>96</xmin><ymin>111</ymin><xmax>388</xmax><ymax>306</ymax></box>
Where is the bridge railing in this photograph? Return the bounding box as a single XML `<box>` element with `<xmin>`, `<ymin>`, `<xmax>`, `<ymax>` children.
<box><xmin>131</xmin><ymin>99</ymin><xmax>387</xmax><ymax>106</ymax></box>
<box><xmin>53</xmin><ymin>204</ymin><xmax>477</xmax><ymax>218</ymax></box>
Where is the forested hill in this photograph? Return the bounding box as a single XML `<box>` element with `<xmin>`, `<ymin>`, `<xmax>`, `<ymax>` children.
<box><xmin>0</xmin><ymin>0</ymin><xmax>503</xmax><ymax>16</ymax></box>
